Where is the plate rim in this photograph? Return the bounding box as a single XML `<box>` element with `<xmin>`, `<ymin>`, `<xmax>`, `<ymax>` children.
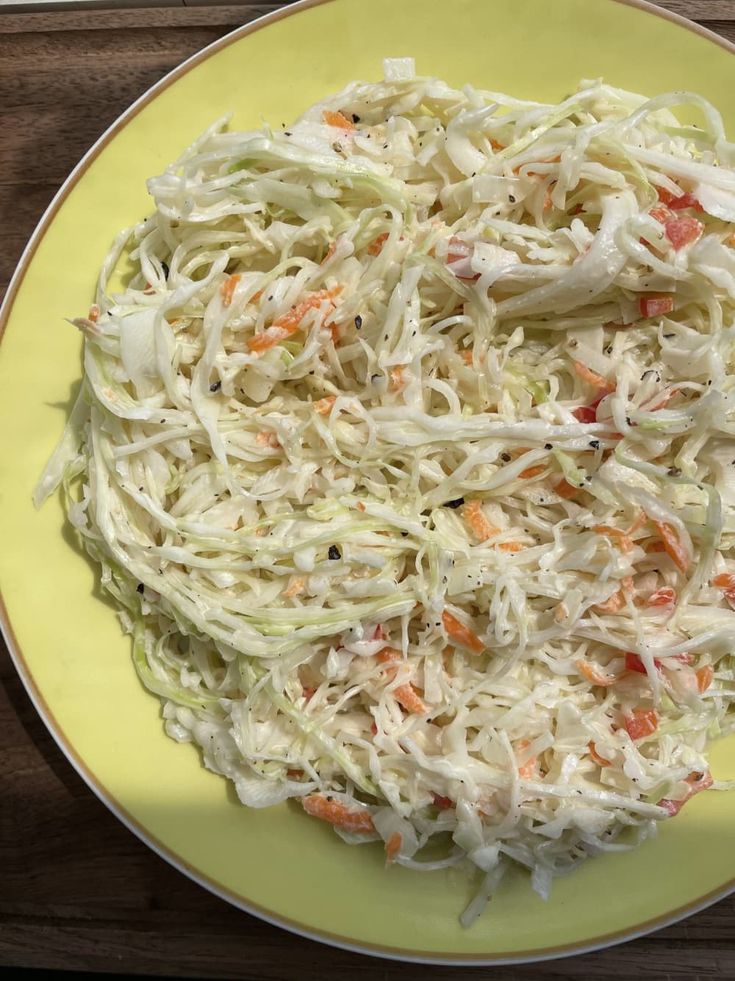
<box><xmin>1</xmin><ymin>0</ymin><xmax>734</xmax><ymax>964</ymax></box>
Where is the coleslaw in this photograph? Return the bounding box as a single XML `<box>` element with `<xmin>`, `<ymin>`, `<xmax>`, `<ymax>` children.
<box><xmin>36</xmin><ymin>60</ymin><xmax>735</xmax><ymax>925</ymax></box>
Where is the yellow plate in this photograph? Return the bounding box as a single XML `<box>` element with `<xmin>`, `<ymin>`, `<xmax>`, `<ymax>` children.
<box><xmin>1</xmin><ymin>0</ymin><xmax>734</xmax><ymax>963</ymax></box>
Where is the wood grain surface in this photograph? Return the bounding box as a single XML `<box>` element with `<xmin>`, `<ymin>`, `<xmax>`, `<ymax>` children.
<box><xmin>2</xmin><ymin>2</ymin><xmax>735</xmax><ymax>977</ymax></box>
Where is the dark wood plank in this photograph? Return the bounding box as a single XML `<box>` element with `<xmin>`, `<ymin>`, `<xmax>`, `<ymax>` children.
<box><xmin>2</xmin><ymin>1</ymin><xmax>735</xmax><ymax>976</ymax></box>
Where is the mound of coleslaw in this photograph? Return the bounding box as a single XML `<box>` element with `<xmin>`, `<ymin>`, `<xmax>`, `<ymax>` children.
<box><xmin>36</xmin><ymin>59</ymin><xmax>735</xmax><ymax>925</ymax></box>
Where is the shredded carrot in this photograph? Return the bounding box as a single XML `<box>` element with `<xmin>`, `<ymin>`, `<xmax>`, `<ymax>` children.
<box><xmin>377</xmin><ymin>647</ymin><xmax>401</xmax><ymax>666</ymax></box>
<box><xmin>555</xmin><ymin>479</ymin><xmax>579</xmax><ymax>500</ymax></box>
<box><xmin>376</xmin><ymin>648</ymin><xmax>426</xmax><ymax>713</ymax></box>
<box><xmin>594</xmin><ymin>590</ymin><xmax>625</xmax><ymax>614</ymax></box>
<box><xmin>321</xmin><ymin>241</ymin><xmax>337</xmax><ymax>264</ymax></box>
<box><xmin>461</xmin><ymin>499</ymin><xmax>498</xmax><ymax>542</ymax></box>
<box><xmin>461</xmin><ymin>349</ymin><xmax>474</xmax><ymax>365</ymax></box>
<box><xmin>624</xmin><ymin>707</ymin><xmax>658</xmax><ymax>741</ymax></box>
<box><xmin>394</xmin><ymin>683</ymin><xmax>428</xmax><ymax>714</ymax></box>
<box><xmin>573</xmin><ymin>360</ymin><xmax>615</xmax><ymax>392</ymax></box>
<box><xmin>594</xmin><ymin>525</ymin><xmax>633</xmax><ymax>553</ymax></box>
<box><xmin>497</xmin><ymin>541</ymin><xmax>524</xmax><ymax>552</ymax></box>
<box><xmin>442</xmin><ymin>611</ymin><xmax>484</xmax><ymax>654</ymax></box>
<box><xmin>283</xmin><ymin>576</ymin><xmax>305</xmax><ymax>598</ymax></box>
<box><xmin>302</xmin><ymin>794</ymin><xmax>374</xmax><ymax>833</ymax></box>
<box><xmin>516</xmin><ymin>740</ymin><xmax>537</xmax><ymax>779</ymax></box>
<box><xmin>519</xmin><ymin>464</ymin><xmax>546</xmax><ymax>479</ymax></box>
<box><xmin>323</xmin><ymin>109</ymin><xmax>355</xmax><ymax>131</ymax></box>
<box><xmin>390</xmin><ymin>366</ymin><xmax>406</xmax><ymax>391</ymax></box>
<box><xmin>220</xmin><ymin>273</ymin><xmax>241</xmax><ymax>307</ymax></box>
<box><xmin>88</xmin><ymin>304</ymin><xmax>100</xmax><ymax>323</ymax></box>
<box><xmin>385</xmin><ymin>832</ymin><xmax>402</xmax><ymax>863</ymax></box>
<box><xmin>658</xmin><ymin>771</ymin><xmax>713</xmax><ymax>816</ymax></box>
<box><xmin>314</xmin><ymin>395</ymin><xmax>337</xmax><ymax>414</ymax></box>
<box><xmin>645</xmin><ymin>586</ymin><xmax>676</xmax><ymax>608</ymax></box>
<box><xmin>490</xmin><ymin>138</ymin><xmax>505</xmax><ymax>152</ymax></box>
<box><xmin>356</xmin><ymin>501</ymin><xmax>366</xmax><ymax>512</ymax></box>
<box><xmin>286</xmin><ymin>768</ymin><xmax>303</xmax><ymax>779</ymax></box>
<box><xmin>576</xmin><ymin>659</ymin><xmax>618</xmax><ymax>686</ymax></box>
<box><xmin>248</xmin><ymin>287</ymin><xmax>342</xmax><ymax>353</ymax></box>
<box><xmin>367</xmin><ymin>232</ymin><xmax>389</xmax><ymax>256</ymax></box>
<box><xmin>696</xmin><ymin>665</ymin><xmax>714</xmax><ymax>693</ymax></box>
<box><xmin>588</xmin><ymin>741</ymin><xmax>612</xmax><ymax>767</ymax></box>
<box><xmin>713</xmin><ymin>572</ymin><xmax>735</xmax><ymax>590</ymax></box>
<box><xmin>251</xmin><ymin>289</ymin><xmax>263</xmax><ymax>304</ymax></box>
<box><xmin>651</xmin><ymin>519</ymin><xmax>690</xmax><ymax>573</ymax></box>
<box><xmin>256</xmin><ymin>430</ymin><xmax>280</xmax><ymax>448</ymax></box>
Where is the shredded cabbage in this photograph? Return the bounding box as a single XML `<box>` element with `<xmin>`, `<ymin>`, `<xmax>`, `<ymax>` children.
<box><xmin>37</xmin><ymin>66</ymin><xmax>735</xmax><ymax>925</ymax></box>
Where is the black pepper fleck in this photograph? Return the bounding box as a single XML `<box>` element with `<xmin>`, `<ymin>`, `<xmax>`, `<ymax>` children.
<box><xmin>136</xmin><ymin>583</ymin><xmax>144</xmax><ymax>594</ymax></box>
<box><xmin>354</xmin><ymin>315</ymin><xmax>363</xmax><ymax>329</ymax></box>
<box><xmin>328</xmin><ymin>545</ymin><xmax>341</xmax><ymax>560</ymax></box>
<box><xmin>210</xmin><ymin>381</ymin><xmax>222</xmax><ymax>392</ymax></box>
<box><xmin>589</xmin><ymin>439</ymin><xmax>600</xmax><ymax>449</ymax></box>
<box><xmin>500</xmin><ymin>452</ymin><xmax>511</xmax><ymax>462</ymax></box>
<box><xmin>544</xmin><ymin>443</ymin><xmax>552</xmax><ymax>450</ymax></box>
<box><xmin>509</xmin><ymin>195</ymin><xmax>516</xmax><ymax>203</ymax></box>
<box><xmin>668</xmin><ymin>466</ymin><xmax>682</xmax><ymax>477</ymax></box>
<box><xmin>444</xmin><ymin>497</ymin><xmax>465</xmax><ymax>509</ymax></box>
<box><xmin>161</xmin><ymin>261</ymin><xmax>170</xmax><ymax>278</ymax></box>
<box><xmin>352</xmin><ymin>113</ymin><xmax>361</xmax><ymax>123</ymax></box>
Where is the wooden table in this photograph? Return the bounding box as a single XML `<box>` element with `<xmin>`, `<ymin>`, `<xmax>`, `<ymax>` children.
<box><xmin>2</xmin><ymin>2</ymin><xmax>735</xmax><ymax>976</ymax></box>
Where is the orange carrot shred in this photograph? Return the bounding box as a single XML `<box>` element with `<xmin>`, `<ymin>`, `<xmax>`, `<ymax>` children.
<box><xmin>555</xmin><ymin>479</ymin><xmax>579</xmax><ymax>499</ymax></box>
<box><xmin>519</xmin><ymin>464</ymin><xmax>546</xmax><ymax>479</ymax></box>
<box><xmin>442</xmin><ymin>611</ymin><xmax>484</xmax><ymax>654</ymax></box>
<box><xmin>385</xmin><ymin>832</ymin><xmax>402</xmax><ymax>863</ymax></box>
<box><xmin>283</xmin><ymin>576</ymin><xmax>305</xmax><ymax>598</ymax></box>
<box><xmin>376</xmin><ymin>648</ymin><xmax>426</xmax><ymax>714</ymax></box>
<box><xmin>515</xmin><ymin>740</ymin><xmax>537</xmax><ymax>779</ymax></box>
<box><xmin>594</xmin><ymin>525</ymin><xmax>633</xmax><ymax>553</ymax></box>
<box><xmin>390</xmin><ymin>366</ymin><xmax>406</xmax><ymax>391</ymax></box>
<box><xmin>314</xmin><ymin>395</ymin><xmax>337</xmax><ymax>414</ymax></box>
<box><xmin>696</xmin><ymin>665</ymin><xmax>714</xmax><ymax>693</ymax></box>
<box><xmin>624</xmin><ymin>707</ymin><xmax>658</xmax><ymax>741</ymax></box>
<box><xmin>461</xmin><ymin>499</ymin><xmax>498</xmax><ymax>542</ymax></box>
<box><xmin>588</xmin><ymin>741</ymin><xmax>612</xmax><ymax>767</ymax></box>
<box><xmin>394</xmin><ymin>684</ymin><xmax>427</xmax><ymax>714</ymax></box>
<box><xmin>594</xmin><ymin>590</ymin><xmax>626</xmax><ymax>614</ymax></box>
<box><xmin>651</xmin><ymin>519</ymin><xmax>690</xmax><ymax>573</ymax></box>
<box><xmin>248</xmin><ymin>287</ymin><xmax>342</xmax><ymax>353</ymax></box>
<box><xmin>576</xmin><ymin>659</ymin><xmax>618</xmax><ymax>686</ymax></box>
<box><xmin>302</xmin><ymin>794</ymin><xmax>374</xmax><ymax>833</ymax></box>
<box><xmin>220</xmin><ymin>273</ymin><xmax>241</xmax><ymax>307</ymax></box>
<box><xmin>323</xmin><ymin>110</ymin><xmax>355</xmax><ymax>131</ymax></box>
<box><xmin>367</xmin><ymin>232</ymin><xmax>389</xmax><ymax>256</ymax></box>
<box><xmin>573</xmin><ymin>360</ymin><xmax>615</xmax><ymax>392</ymax></box>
